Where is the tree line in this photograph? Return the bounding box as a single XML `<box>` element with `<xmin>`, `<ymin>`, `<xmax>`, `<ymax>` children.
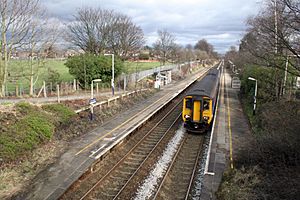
<box><xmin>226</xmin><ymin>0</ymin><xmax>300</xmax><ymax>101</ymax></box>
<box><xmin>0</xmin><ymin>0</ymin><xmax>218</xmax><ymax>96</ymax></box>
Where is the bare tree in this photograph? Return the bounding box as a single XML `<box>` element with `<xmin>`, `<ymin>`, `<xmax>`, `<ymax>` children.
<box><xmin>194</xmin><ymin>39</ymin><xmax>214</xmax><ymax>55</ymax></box>
<box><xmin>67</xmin><ymin>8</ymin><xmax>108</xmax><ymax>54</ymax></box>
<box><xmin>153</xmin><ymin>29</ymin><xmax>177</xmax><ymax>65</ymax></box>
<box><xmin>237</xmin><ymin>0</ymin><xmax>300</xmax><ymax>99</ymax></box>
<box><xmin>23</xmin><ymin>16</ymin><xmax>62</xmax><ymax>96</ymax></box>
<box><xmin>67</xmin><ymin>7</ymin><xmax>145</xmax><ymax>59</ymax></box>
<box><xmin>0</xmin><ymin>0</ymin><xmax>41</xmax><ymax>97</ymax></box>
<box><xmin>108</xmin><ymin>14</ymin><xmax>145</xmax><ymax>60</ymax></box>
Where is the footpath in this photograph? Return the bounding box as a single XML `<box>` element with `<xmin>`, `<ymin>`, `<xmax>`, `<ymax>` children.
<box><xmin>201</xmin><ymin>68</ymin><xmax>253</xmax><ymax>199</ymax></box>
<box><xmin>17</xmin><ymin>66</ymin><xmax>212</xmax><ymax>200</ymax></box>
<box><xmin>0</xmin><ymin>91</ymin><xmax>125</xmax><ymax>104</ymax></box>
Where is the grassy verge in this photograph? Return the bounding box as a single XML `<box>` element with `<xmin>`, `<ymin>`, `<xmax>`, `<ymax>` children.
<box><xmin>217</xmin><ymin>100</ymin><xmax>300</xmax><ymax>200</ymax></box>
<box><xmin>0</xmin><ymin>102</ymin><xmax>75</xmax><ymax>162</ymax></box>
<box><xmin>124</xmin><ymin>61</ymin><xmax>161</xmax><ymax>73</ymax></box>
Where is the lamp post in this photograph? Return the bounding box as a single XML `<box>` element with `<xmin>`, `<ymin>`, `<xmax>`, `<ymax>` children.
<box><xmin>90</xmin><ymin>79</ymin><xmax>102</xmax><ymax>120</ymax></box>
<box><xmin>91</xmin><ymin>79</ymin><xmax>102</xmax><ymax>99</ymax></box>
<box><xmin>248</xmin><ymin>77</ymin><xmax>257</xmax><ymax>115</ymax></box>
<box><xmin>104</xmin><ymin>53</ymin><xmax>115</xmax><ymax>96</ymax></box>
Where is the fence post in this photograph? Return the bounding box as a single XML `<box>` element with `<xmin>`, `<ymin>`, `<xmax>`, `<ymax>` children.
<box><xmin>124</xmin><ymin>75</ymin><xmax>126</xmax><ymax>92</ymax></box>
<box><xmin>96</xmin><ymin>83</ymin><xmax>99</xmax><ymax>94</ymax></box>
<box><xmin>73</xmin><ymin>79</ymin><xmax>76</xmax><ymax>91</ymax></box>
<box><xmin>57</xmin><ymin>84</ymin><xmax>60</xmax><ymax>103</ymax></box>
<box><xmin>50</xmin><ymin>82</ymin><xmax>53</xmax><ymax>95</ymax></box>
<box><xmin>43</xmin><ymin>81</ymin><xmax>47</xmax><ymax>98</ymax></box>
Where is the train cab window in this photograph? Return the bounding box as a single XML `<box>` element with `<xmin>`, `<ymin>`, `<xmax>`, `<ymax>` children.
<box><xmin>185</xmin><ymin>98</ymin><xmax>192</xmax><ymax>109</ymax></box>
<box><xmin>203</xmin><ymin>100</ymin><xmax>210</xmax><ymax>110</ymax></box>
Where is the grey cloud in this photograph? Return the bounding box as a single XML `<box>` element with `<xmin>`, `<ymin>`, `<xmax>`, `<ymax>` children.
<box><xmin>41</xmin><ymin>0</ymin><xmax>259</xmax><ymax>53</ymax></box>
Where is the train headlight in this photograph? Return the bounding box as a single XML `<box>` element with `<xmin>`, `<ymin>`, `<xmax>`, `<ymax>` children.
<box><xmin>184</xmin><ymin>114</ymin><xmax>191</xmax><ymax>119</ymax></box>
<box><xmin>203</xmin><ymin>116</ymin><xmax>209</xmax><ymax>121</ymax></box>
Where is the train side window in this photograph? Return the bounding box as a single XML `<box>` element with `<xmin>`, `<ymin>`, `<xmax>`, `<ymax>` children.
<box><xmin>185</xmin><ymin>98</ymin><xmax>192</xmax><ymax>109</ymax></box>
<box><xmin>203</xmin><ymin>100</ymin><xmax>210</xmax><ymax>110</ymax></box>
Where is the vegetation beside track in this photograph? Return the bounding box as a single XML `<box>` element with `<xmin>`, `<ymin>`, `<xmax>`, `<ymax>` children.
<box><xmin>0</xmin><ymin>89</ymin><xmax>155</xmax><ymax>199</ymax></box>
<box><xmin>0</xmin><ymin>102</ymin><xmax>75</xmax><ymax>162</ymax></box>
<box><xmin>217</xmin><ymin>66</ymin><xmax>300</xmax><ymax>200</ymax></box>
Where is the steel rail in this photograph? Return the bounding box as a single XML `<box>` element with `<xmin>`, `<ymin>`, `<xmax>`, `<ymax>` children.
<box><xmin>184</xmin><ymin>138</ymin><xmax>203</xmax><ymax>200</ymax></box>
<box><xmin>113</xmin><ymin>113</ymin><xmax>182</xmax><ymax>199</ymax></box>
<box><xmin>153</xmin><ymin>135</ymin><xmax>203</xmax><ymax>200</ymax></box>
<box><xmin>79</xmin><ymin>99</ymin><xmax>182</xmax><ymax>200</ymax></box>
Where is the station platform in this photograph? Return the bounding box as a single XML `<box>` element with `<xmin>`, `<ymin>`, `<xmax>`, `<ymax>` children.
<box><xmin>200</xmin><ymin>68</ymin><xmax>252</xmax><ymax>199</ymax></box>
<box><xmin>21</xmin><ymin>67</ymin><xmax>212</xmax><ymax>200</ymax></box>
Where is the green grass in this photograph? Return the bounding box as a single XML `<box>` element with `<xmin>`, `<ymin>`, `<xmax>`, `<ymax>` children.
<box><xmin>0</xmin><ymin>102</ymin><xmax>75</xmax><ymax>161</ymax></box>
<box><xmin>124</xmin><ymin>61</ymin><xmax>161</xmax><ymax>73</ymax></box>
<box><xmin>42</xmin><ymin>104</ymin><xmax>75</xmax><ymax>124</ymax></box>
<box><xmin>7</xmin><ymin>59</ymin><xmax>73</xmax><ymax>93</ymax></box>
<box><xmin>6</xmin><ymin>59</ymin><xmax>162</xmax><ymax>93</ymax></box>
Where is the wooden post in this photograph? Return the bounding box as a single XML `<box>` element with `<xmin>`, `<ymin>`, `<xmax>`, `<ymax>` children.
<box><xmin>124</xmin><ymin>75</ymin><xmax>126</xmax><ymax>93</ymax></box>
<box><xmin>50</xmin><ymin>82</ymin><xmax>53</xmax><ymax>95</ymax></box>
<box><xmin>57</xmin><ymin>84</ymin><xmax>60</xmax><ymax>103</ymax></box>
<box><xmin>96</xmin><ymin>83</ymin><xmax>99</xmax><ymax>94</ymax></box>
<box><xmin>43</xmin><ymin>81</ymin><xmax>47</xmax><ymax>98</ymax></box>
<box><xmin>73</xmin><ymin>79</ymin><xmax>76</xmax><ymax>91</ymax></box>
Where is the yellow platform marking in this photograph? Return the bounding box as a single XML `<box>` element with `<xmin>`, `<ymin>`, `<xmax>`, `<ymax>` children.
<box><xmin>75</xmin><ymin>69</ymin><xmax>211</xmax><ymax>156</ymax></box>
<box><xmin>225</xmin><ymin>73</ymin><xmax>234</xmax><ymax>169</ymax></box>
<box><xmin>75</xmin><ymin>96</ymin><xmax>165</xmax><ymax>156</ymax></box>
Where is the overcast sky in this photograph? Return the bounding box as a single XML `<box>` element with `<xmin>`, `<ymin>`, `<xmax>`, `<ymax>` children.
<box><xmin>41</xmin><ymin>0</ymin><xmax>261</xmax><ymax>53</ymax></box>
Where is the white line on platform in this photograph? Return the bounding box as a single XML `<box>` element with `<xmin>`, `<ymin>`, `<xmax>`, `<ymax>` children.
<box><xmin>103</xmin><ymin>136</ymin><xmax>117</xmax><ymax>141</ymax></box>
<box><xmin>89</xmin><ymin>144</ymin><xmax>107</xmax><ymax>158</ymax></box>
<box><xmin>204</xmin><ymin>61</ymin><xmax>224</xmax><ymax>175</ymax></box>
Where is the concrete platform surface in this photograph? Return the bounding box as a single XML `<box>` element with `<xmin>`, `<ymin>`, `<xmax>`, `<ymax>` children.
<box><xmin>201</xmin><ymin>67</ymin><xmax>252</xmax><ymax>200</ymax></box>
<box><xmin>19</xmin><ymin>67</ymin><xmax>211</xmax><ymax>200</ymax></box>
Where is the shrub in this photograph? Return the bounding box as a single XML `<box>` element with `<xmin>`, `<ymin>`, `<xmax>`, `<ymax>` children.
<box><xmin>65</xmin><ymin>54</ymin><xmax>124</xmax><ymax>89</ymax></box>
<box><xmin>42</xmin><ymin>104</ymin><xmax>75</xmax><ymax>124</ymax></box>
<box><xmin>0</xmin><ymin>111</ymin><xmax>54</xmax><ymax>161</ymax></box>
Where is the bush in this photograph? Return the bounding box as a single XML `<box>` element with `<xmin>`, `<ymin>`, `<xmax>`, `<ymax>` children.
<box><xmin>16</xmin><ymin>102</ymin><xmax>35</xmax><ymax>114</ymax></box>
<box><xmin>42</xmin><ymin>104</ymin><xmax>75</xmax><ymax>123</ymax></box>
<box><xmin>0</xmin><ymin>110</ymin><xmax>54</xmax><ymax>161</ymax></box>
<box><xmin>46</xmin><ymin>68</ymin><xmax>61</xmax><ymax>90</ymax></box>
<box><xmin>0</xmin><ymin>103</ymin><xmax>74</xmax><ymax>161</ymax></box>
<box><xmin>65</xmin><ymin>54</ymin><xmax>124</xmax><ymax>89</ymax></box>
<box><xmin>218</xmin><ymin>100</ymin><xmax>300</xmax><ymax>200</ymax></box>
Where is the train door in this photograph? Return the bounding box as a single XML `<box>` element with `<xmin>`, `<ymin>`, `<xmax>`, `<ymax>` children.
<box><xmin>192</xmin><ymin>100</ymin><xmax>201</xmax><ymax>122</ymax></box>
<box><xmin>202</xmin><ymin>98</ymin><xmax>211</xmax><ymax>123</ymax></box>
<box><xmin>183</xmin><ymin>97</ymin><xmax>192</xmax><ymax>121</ymax></box>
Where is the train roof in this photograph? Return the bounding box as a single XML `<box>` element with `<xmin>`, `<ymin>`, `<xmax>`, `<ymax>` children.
<box><xmin>186</xmin><ymin>67</ymin><xmax>220</xmax><ymax>98</ymax></box>
<box><xmin>186</xmin><ymin>89</ymin><xmax>210</xmax><ymax>97</ymax></box>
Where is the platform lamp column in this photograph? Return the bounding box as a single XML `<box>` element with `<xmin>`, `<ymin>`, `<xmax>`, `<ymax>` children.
<box><xmin>104</xmin><ymin>53</ymin><xmax>115</xmax><ymax>96</ymax></box>
<box><xmin>248</xmin><ymin>77</ymin><xmax>257</xmax><ymax>115</ymax></box>
<box><xmin>90</xmin><ymin>79</ymin><xmax>102</xmax><ymax>120</ymax></box>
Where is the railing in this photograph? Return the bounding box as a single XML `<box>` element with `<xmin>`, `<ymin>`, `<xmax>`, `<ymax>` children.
<box><xmin>75</xmin><ymin>88</ymin><xmax>150</xmax><ymax>113</ymax></box>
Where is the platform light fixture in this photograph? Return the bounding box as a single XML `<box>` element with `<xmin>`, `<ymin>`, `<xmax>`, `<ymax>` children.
<box><xmin>91</xmin><ymin>79</ymin><xmax>102</xmax><ymax>99</ymax></box>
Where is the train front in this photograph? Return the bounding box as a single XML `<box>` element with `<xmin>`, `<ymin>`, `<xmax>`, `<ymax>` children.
<box><xmin>182</xmin><ymin>92</ymin><xmax>213</xmax><ymax>133</ymax></box>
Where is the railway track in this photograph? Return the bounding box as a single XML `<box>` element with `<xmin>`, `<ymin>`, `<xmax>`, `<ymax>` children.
<box><xmin>60</xmin><ymin>68</ymin><xmax>214</xmax><ymax>200</ymax></box>
<box><xmin>153</xmin><ymin>133</ymin><xmax>204</xmax><ymax>200</ymax></box>
<box><xmin>60</xmin><ymin>95</ymin><xmax>184</xmax><ymax>200</ymax></box>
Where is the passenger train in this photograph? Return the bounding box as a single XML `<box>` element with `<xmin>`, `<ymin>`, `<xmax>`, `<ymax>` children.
<box><xmin>182</xmin><ymin>68</ymin><xmax>220</xmax><ymax>133</ymax></box>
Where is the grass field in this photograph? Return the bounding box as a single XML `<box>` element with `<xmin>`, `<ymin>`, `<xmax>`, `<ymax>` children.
<box><xmin>6</xmin><ymin>59</ymin><xmax>161</xmax><ymax>94</ymax></box>
<box><xmin>124</xmin><ymin>61</ymin><xmax>161</xmax><ymax>73</ymax></box>
<box><xmin>7</xmin><ymin>59</ymin><xmax>73</xmax><ymax>93</ymax></box>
